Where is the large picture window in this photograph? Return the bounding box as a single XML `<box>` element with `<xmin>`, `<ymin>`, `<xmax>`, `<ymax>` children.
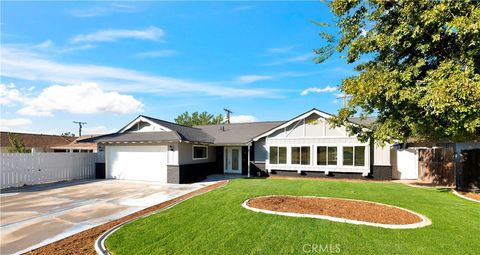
<box><xmin>269</xmin><ymin>146</ymin><xmax>287</xmax><ymax>164</ymax></box>
<box><xmin>354</xmin><ymin>146</ymin><xmax>365</xmax><ymax>166</ymax></box>
<box><xmin>343</xmin><ymin>146</ymin><xmax>365</xmax><ymax>166</ymax></box>
<box><xmin>193</xmin><ymin>146</ymin><xmax>208</xmax><ymax>160</ymax></box>
<box><xmin>292</xmin><ymin>146</ymin><xmax>310</xmax><ymax>165</ymax></box>
<box><xmin>317</xmin><ymin>146</ymin><xmax>337</xmax><ymax>165</ymax></box>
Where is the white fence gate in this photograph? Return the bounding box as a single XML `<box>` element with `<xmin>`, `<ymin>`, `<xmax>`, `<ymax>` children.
<box><xmin>1</xmin><ymin>153</ymin><xmax>96</xmax><ymax>189</ymax></box>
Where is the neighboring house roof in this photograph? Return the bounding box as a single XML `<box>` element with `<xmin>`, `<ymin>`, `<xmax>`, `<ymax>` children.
<box><xmin>51</xmin><ymin>135</ymin><xmax>99</xmax><ymax>150</ymax></box>
<box><xmin>0</xmin><ymin>132</ymin><xmax>76</xmax><ymax>149</ymax></box>
<box><xmin>195</xmin><ymin>121</ymin><xmax>285</xmax><ymax>145</ymax></box>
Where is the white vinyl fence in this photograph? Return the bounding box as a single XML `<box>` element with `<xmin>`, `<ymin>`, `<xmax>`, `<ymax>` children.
<box><xmin>1</xmin><ymin>153</ymin><xmax>96</xmax><ymax>189</ymax></box>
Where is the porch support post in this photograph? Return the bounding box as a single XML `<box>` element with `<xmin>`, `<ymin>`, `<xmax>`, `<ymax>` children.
<box><xmin>247</xmin><ymin>144</ymin><xmax>251</xmax><ymax>178</ymax></box>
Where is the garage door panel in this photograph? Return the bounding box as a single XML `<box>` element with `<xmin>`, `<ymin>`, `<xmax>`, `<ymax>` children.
<box><xmin>106</xmin><ymin>145</ymin><xmax>168</xmax><ymax>182</ymax></box>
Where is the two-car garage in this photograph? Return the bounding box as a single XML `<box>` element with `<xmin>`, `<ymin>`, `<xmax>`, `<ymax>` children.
<box><xmin>105</xmin><ymin>145</ymin><xmax>168</xmax><ymax>183</ymax></box>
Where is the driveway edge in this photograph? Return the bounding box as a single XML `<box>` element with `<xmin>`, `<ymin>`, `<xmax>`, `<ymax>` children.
<box><xmin>24</xmin><ymin>180</ymin><xmax>229</xmax><ymax>255</ymax></box>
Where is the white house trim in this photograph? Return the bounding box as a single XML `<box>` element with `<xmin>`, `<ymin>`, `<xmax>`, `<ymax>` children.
<box><xmin>118</xmin><ymin>116</ymin><xmax>172</xmax><ymax>133</ymax></box>
<box><xmin>253</xmin><ymin>109</ymin><xmax>334</xmax><ymax>141</ymax></box>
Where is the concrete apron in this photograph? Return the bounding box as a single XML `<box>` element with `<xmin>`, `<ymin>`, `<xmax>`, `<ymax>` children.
<box><xmin>0</xmin><ymin>179</ymin><xmax>217</xmax><ymax>255</ymax></box>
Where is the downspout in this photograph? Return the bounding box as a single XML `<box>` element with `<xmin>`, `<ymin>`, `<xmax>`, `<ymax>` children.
<box><xmin>247</xmin><ymin>143</ymin><xmax>251</xmax><ymax>178</ymax></box>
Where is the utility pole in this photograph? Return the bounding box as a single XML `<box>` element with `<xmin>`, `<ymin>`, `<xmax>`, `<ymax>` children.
<box><xmin>336</xmin><ymin>92</ymin><xmax>351</xmax><ymax>108</ymax></box>
<box><xmin>223</xmin><ymin>108</ymin><xmax>233</xmax><ymax>124</ymax></box>
<box><xmin>73</xmin><ymin>121</ymin><xmax>87</xmax><ymax>136</ymax></box>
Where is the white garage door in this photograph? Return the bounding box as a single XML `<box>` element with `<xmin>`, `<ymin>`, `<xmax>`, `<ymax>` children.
<box><xmin>395</xmin><ymin>149</ymin><xmax>418</xmax><ymax>180</ymax></box>
<box><xmin>106</xmin><ymin>145</ymin><xmax>168</xmax><ymax>182</ymax></box>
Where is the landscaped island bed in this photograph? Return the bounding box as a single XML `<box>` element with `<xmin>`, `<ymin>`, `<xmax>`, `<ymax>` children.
<box><xmin>246</xmin><ymin>195</ymin><xmax>422</xmax><ymax>225</ymax></box>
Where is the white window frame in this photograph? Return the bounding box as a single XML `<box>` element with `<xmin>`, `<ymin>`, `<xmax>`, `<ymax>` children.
<box><xmin>269</xmin><ymin>146</ymin><xmax>287</xmax><ymax>165</ymax></box>
<box><xmin>291</xmin><ymin>146</ymin><xmax>311</xmax><ymax>165</ymax></box>
<box><xmin>192</xmin><ymin>145</ymin><xmax>208</xmax><ymax>160</ymax></box>
<box><xmin>342</xmin><ymin>146</ymin><xmax>366</xmax><ymax>167</ymax></box>
<box><xmin>316</xmin><ymin>146</ymin><xmax>338</xmax><ymax>166</ymax></box>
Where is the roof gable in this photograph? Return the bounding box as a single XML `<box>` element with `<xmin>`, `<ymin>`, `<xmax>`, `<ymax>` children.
<box><xmin>253</xmin><ymin>108</ymin><xmax>344</xmax><ymax>141</ymax></box>
<box><xmin>119</xmin><ymin>116</ymin><xmax>172</xmax><ymax>133</ymax></box>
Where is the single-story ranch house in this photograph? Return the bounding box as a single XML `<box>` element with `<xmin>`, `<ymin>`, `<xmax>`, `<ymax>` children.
<box><xmin>88</xmin><ymin>109</ymin><xmax>396</xmax><ymax>183</ymax></box>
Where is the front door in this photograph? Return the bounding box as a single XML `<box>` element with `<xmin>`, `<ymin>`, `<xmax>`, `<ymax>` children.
<box><xmin>224</xmin><ymin>147</ymin><xmax>242</xmax><ymax>174</ymax></box>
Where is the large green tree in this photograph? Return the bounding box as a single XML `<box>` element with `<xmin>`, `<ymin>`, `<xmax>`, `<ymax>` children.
<box><xmin>174</xmin><ymin>111</ymin><xmax>223</xmax><ymax>127</ymax></box>
<box><xmin>316</xmin><ymin>0</ymin><xmax>480</xmax><ymax>143</ymax></box>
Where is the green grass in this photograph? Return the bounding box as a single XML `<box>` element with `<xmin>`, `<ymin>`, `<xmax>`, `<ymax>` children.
<box><xmin>106</xmin><ymin>178</ymin><xmax>480</xmax><ymax>255</ymax></box>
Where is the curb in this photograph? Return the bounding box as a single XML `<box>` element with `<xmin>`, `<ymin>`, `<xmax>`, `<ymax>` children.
<box><xmin>95</xmin><ymin>180</ymin><xmax>229</xmax><ymax>255</ymax></box>
<box><xmin>242</xmin><ymin>195</ymin><xmax>432</xmax><ymax>229</ymax></box>
<box><xmin>452</xmin><ymin>190</ymin><xmax>480</xmax><ymax>203</ymax></box>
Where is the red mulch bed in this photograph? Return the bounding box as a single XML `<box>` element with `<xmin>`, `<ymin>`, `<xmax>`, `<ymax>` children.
<box><xmin>268</xmin><ymin>175</ymin><xmax>390</xmax><ymax>183</ymax></box>
<box><xmin>25</xmin><ymin>181</ymin><xmax>227</xmax><ymax>255</ymax></box>
<box><xmin>247</xmin><ymin>196</ymin><xmax>422</xmax><ymax>225</ymax></box>
<box><xmin>459</xmin><ymin>191</ymin><xmax>480</xmax><ymax>201</ymax></box>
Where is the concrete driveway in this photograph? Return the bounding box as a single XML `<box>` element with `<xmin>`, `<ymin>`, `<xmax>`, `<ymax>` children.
<box><xmin>0</xmin><ymin>179</ymin><xmax>217</xmax><ymax>254</ymax></box>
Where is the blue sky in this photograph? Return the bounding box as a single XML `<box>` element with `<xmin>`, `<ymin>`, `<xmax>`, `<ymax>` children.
<box><xmin>0</xmin><ymin>1</ymin><xmax>358</xmax><ymax>135</ymax></box>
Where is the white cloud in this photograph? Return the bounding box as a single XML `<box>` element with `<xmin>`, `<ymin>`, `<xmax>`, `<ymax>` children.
<box><xmin>263</xmin><ymin>53</ymin><xmax>315</xmax><ymax>66</ymax></box>
<box><xmin>70</xmin><ymin>26</ymin><xmax>164</xmax><ymax>43</ymax></box>
<box><xmin>82</xmin><ymin>125</ymin><xmax>116</xmax><ymax>135</ymax></box>
<box><xmin>300</xmin><ymin>86</ymin><xmax>337</xmax><ymax>96</ymax></box>
<box><xmin>69</xmin><ymin>3</ymin><xmax>137</xmax><ymax>18</ymax></box>
<box><xmin>266</xmin><ymin>46</ymin><xmax>296</xmax><ymax>54</ymax></box>
<box><xmin>236</xmin><ymin>75</ymin><xmax>273</xmax><ymax>84</ymax></box>
<box><xmin>233</xmin><ymin>6</ymin><xmax>253</xmax><ymax>12</ymax></box>
<box><xmin>16</xmin><ymin>83</ymin><xmax>143</xmax><ymax>117</ymax></box>
<box><xmin>31</xmin><ymin>40</ymin><xmax>95</xmax><ymax>53</ymax></box>
<box><xmin>134</xmin><ymin>50</ymin><xmax>177</xmax><ymax>58</ymax></box>
<box><xmin>1</xmin><ymin>45</ymin><xmax>275</xmax><ymax>98</ymax></box>
<box><xmin>230</xmin><ymin>115</ymin><xmax>257</xmax><ymax>123</ymax></box>
<box><xmin>0</xmin><ymin>83</ymin><xmax>28</xmax><ymax>105</ymax></box>
<box><xmin>0</xmin><ymin>118</ymin><xmax>32</xmax><ymax>128</ymax></box>
<box><xmin>35</xmin><ymin>40</ymin><xmax>54</xmax><ymax>48</ymax></box>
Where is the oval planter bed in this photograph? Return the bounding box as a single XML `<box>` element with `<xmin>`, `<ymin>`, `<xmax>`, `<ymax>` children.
<box><xmin>243</xmin><ymin>195</ymin><xmax>431</xmax><ymax>229</ymax></box>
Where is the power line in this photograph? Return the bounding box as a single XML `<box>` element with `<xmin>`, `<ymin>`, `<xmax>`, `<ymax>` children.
<box><xmin>223</xmin><ymin>108</ymin><xmax>233</xmax><ymax>124</ymax></box>
<box><xmin>73</xmin><ymin>121</ymin><xmax>87</xmax><ymax>136</ymax></box>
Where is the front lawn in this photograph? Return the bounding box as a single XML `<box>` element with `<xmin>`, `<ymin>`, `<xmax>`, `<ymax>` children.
<box><xmin>106</xmin><ymin>178</ymin><xmax>480</xmax><ymax>254</ymax></box>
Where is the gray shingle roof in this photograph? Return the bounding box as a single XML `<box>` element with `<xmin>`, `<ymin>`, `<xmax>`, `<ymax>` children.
<box><xmin>95</xmin><ymin>131</ymin><xmax>181</xmax><ymax>143</ymax></box>
<box><xmin>195</xmin><ymin>121</ymin><xmax>284</xmax><ymax>145</ymax></box>
<box><xmin>142</xmin><ymin>116</ymin><xmax>215</xmax><ymax>143</ymax></box>
<box><xmin>349</xmin><ymin>117</ymin><xmax>377</xmax><ymax>127</ymax></box>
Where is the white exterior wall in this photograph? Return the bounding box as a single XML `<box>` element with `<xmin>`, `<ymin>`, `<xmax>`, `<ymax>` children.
<box><xmin>373</xmin><ymin>143</ymin><xmax>391</xmax><ymax>166</ymax></box>
<box><xmin>1</xmin><ymin>152</ymin><xmax>96</xmax><ymax>189</ymax></box>
<box><xmin>265</xmin><ymin>114</ymin><xmax>371</xmax><ymax>175</ymax></box>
